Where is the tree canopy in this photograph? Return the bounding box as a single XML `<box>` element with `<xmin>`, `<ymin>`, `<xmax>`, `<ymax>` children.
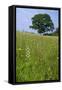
<box><xmin>30</xmin><ymin>14</ymin><xmax>54</xmax><ymax>33</ymax></box>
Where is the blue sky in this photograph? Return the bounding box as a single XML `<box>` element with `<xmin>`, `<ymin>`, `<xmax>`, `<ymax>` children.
<box><xmin>16</xmin><ymin>8</ymin><xmax>59</xmax><ymax>33</ymax></box>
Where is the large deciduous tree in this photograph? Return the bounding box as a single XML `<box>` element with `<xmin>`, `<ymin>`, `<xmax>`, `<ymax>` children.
<box><xmin>30</xmin><ymin>14</ymin><xmax>54</xmax><ymax>33</ymax></box>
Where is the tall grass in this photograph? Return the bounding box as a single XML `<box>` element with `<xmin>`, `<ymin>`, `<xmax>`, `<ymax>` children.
<box><xmin>16</xmin><ymin>31</ymin><xmax>59</xmax><ymax>82</ymax></box>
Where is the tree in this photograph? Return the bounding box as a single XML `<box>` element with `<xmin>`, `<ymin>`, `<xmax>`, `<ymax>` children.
<box><xmin>30</xmin><ymin>14</ymin><xmax>54</xmax><ymax>34</ymax></box>
<box><xmin>56</xmin><ymin>27</ymin><xmax>59</xmax><ymax>33</ymax></box>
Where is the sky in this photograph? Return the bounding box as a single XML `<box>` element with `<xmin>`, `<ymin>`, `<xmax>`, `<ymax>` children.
<box><xmin>16</xmin><ymin>8</ymin><xmax>59</xmax><ymax>33</ymax></box>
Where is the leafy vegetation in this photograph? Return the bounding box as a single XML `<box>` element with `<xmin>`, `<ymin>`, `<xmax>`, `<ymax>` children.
<box><xmin>16</xmin><ymin>31</ymin><xmax>59</xmax><ymax>82</ymax></box>
<box><xmin>44</xmin><ymin>30</ymin><xmax>58</xmax><ymax>36</ymax></box>
<box><xmin>30</xmin><ymin>14</ymin><xmax>54</xmax><ymax>33</ymax></box>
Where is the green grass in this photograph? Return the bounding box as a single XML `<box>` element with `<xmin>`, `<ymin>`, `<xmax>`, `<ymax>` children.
<box><xmin>16</xmin><ymin>31</ymin><xmax>59</xmax><ymax>82</ymax></box>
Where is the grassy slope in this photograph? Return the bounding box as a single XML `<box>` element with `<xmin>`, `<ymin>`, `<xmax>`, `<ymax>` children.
<box><xmin>16</xmin><ymin>31</ymin><xmax>59</xmax><ymax>82</ymax></box>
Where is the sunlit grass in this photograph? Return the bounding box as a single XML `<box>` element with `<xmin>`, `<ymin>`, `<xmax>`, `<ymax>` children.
<box><xmin>16</xmin><ymin>31</ymin><xmax>59</xmax><ymax>82</ymax></box>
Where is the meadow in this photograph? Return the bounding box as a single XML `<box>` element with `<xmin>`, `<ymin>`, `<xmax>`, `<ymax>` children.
<box><xmin>16</xmin><ymin>31</ymin><xmax>59</xmax><ymax>82</ymax></box>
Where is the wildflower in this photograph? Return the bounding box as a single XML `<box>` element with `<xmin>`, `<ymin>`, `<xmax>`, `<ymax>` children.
<box><xmin>16</xmin><ymin>48</ymin><xmax>23</xmax><ymax>51</ymax></box>
<box><xmin>25</xmin><ymin>46</ymin><xmax>30</xmax><ymax>59</ymax></box>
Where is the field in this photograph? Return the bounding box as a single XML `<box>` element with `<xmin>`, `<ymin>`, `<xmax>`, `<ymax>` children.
<box><xmin>16</xmin><ymin>31</ymin><xmax>59</xmax><ymax>82</ymax></box>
